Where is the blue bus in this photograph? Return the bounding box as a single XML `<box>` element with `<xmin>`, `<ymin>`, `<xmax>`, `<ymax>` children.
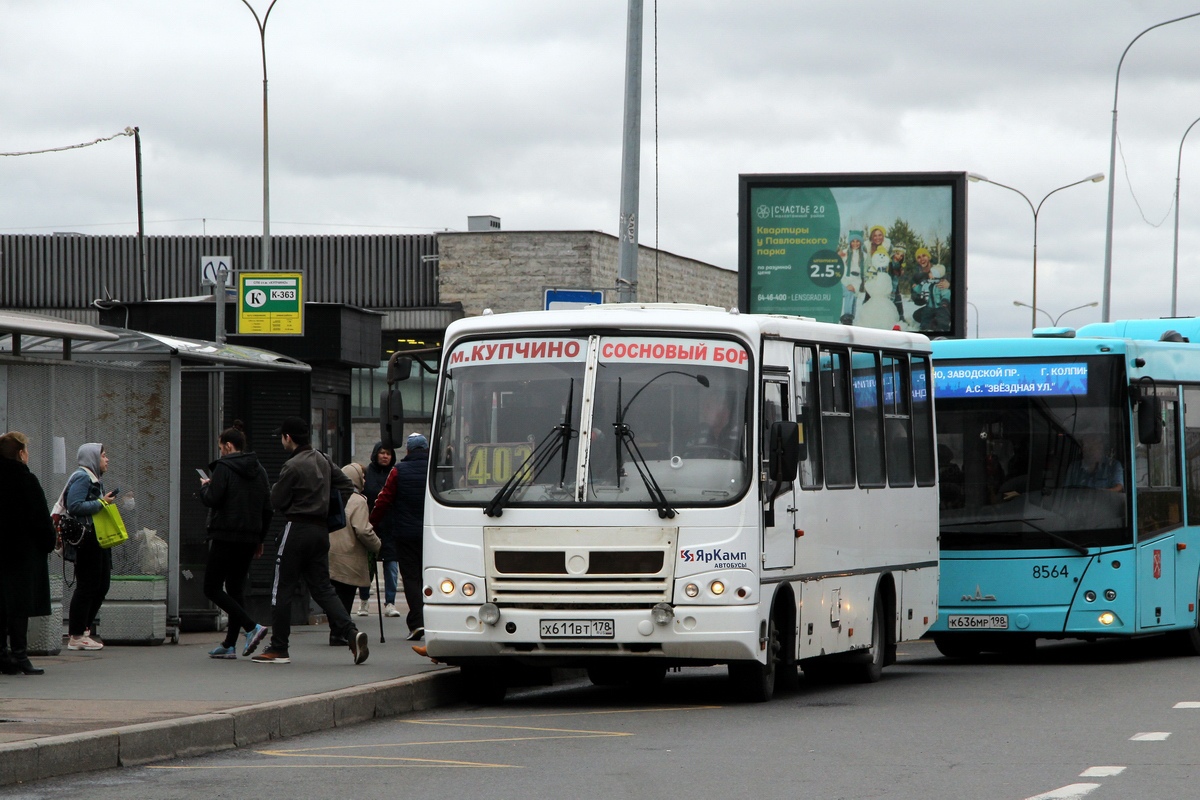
<box><xmin>928</xmin><ymin>319</ymin><xmax>1200</xmax><ymax>657</ymax></box>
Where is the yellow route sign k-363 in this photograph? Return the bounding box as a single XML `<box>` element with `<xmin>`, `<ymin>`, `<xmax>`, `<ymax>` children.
<box><xmin>237</xmin><ymin>272</ymin><xmax>304</xmax><ymax>335</ymax></box>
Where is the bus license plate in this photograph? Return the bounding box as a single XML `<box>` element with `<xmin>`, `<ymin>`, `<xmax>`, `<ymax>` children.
<box><xmin>947</xmin><ymin>614</ymin><xmax>1009</xmax><ymax>630</ymax></box>
<box><xmin>539</xmin><ymin>619</ymin><xmax>615</xmax><ymax>639</ymax></box>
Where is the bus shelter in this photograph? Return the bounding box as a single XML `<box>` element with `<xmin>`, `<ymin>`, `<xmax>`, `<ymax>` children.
<box><xmin>0</xmin><ymin>314</ymin><xmax>310</xmax><ymax>643</ymax></box>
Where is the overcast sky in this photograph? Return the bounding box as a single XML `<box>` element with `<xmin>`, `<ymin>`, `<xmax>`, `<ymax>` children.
<box><xmin>4</xmin><ymin>1</ymin><xmax>1200</xmax><ymax>337</ymax></box>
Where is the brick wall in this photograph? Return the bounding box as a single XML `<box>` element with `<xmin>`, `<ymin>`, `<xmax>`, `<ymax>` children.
<box><xmin>436</xmin><ymin>230</ymin><xmax>736</xmax><ymax>316</ymax></box>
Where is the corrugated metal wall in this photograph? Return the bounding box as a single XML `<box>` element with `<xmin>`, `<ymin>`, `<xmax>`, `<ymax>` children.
<box><xmin>0</xmin><ymin>233</ymin><xmax>438</xmax><ymax>309</ymax></box>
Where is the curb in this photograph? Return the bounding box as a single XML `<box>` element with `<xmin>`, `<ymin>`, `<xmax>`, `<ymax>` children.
<box><xmin>0</xmin><ymin>668</ymin><xmax>460</xmax><ymax>787</ymax></box>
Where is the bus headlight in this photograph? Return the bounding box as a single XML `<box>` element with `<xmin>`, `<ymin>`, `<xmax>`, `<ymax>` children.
<box><xmin>462</xmin><ymin>582</ymin><xmax>476</xmax><ymax>597</ymax></box>
<box><xmin>684</xmin><ymin>583</ymin><xmax>699</xmax><ymax>598</ymax></box>
<box><xmin>710</xmin><ymin>580</ymin><xmax>725</xmax><ymax>596</ymax></box>
<box><xmin>1104</xmin><ymin>589</ymin><xmax>1117</xmax><ymax>601</ymax></box>
<box><xmin>1099</xmin><ymin>611</ymin><xmax>1116</xmax><ymax>626</ymax></box>
<box><xmin>651</xmin><ymin>602</ymin><xmax>675</xmax><ymax>626</ymax></box>
<box><xmin>439</xmin><ymin>579</ymin><xmax>456</xmax><ymax>595</ymax></box>
<box><xmin>479</xmin><ymin>603</ymin><xmax>501</xmax><ymax>626</ymax></box>
<box><xmin>1084</xmin><ymin>590</ymin><xmax>1097</xmax><ymax>603</ymax></box>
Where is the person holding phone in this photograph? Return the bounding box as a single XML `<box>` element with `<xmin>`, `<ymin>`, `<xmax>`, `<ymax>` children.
<box><xmin>197</xmin><ymin>421</ymin><xmax>272</xmax><ymax>659</ymax></box>
<box><xmin>57</xmin><ymin>443</ymin><xmax>116</xmax><ymax>651</ymax></box>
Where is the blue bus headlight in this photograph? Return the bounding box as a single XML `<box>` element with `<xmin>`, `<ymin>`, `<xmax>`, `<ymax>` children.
<box><xmin>1104</xmin><ymin>589</ymin><xmax>1117</xmax><ymax>601</ymax></box>
<box><xmin>1084</xmin><ymin>590</ymin><xmax>1097</xmax><ymax>603</ymax></box>
<box><xmin>1099</xmin><ymin>611</ymin><xmax>1116</xmax><ymax>625</ymax></box>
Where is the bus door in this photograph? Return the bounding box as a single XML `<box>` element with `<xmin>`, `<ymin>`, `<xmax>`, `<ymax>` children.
<box><xmin>761</xmin><ymin>349</ymin><xmax>796</xmax><ymax>570</ymax></box>
<box><xmin>1135</xmin><ymin>388</ymin><xmax>1182</xmax><ymax>628</ymax></box>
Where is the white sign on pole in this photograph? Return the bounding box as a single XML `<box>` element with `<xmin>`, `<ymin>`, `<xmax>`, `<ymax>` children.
<box><xmin>201</xmin><ymin>255</ymin><xmax>234</xmax><ymax>287</ymax></box>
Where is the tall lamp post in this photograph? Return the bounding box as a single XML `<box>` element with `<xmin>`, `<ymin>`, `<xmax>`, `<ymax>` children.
<box><xmin>1013</xmin><ymin>300</ymin><xmax>1099</xmax><ymax>327</ymax></box>
<box><xmin>968</xmin><ymin>172</ymin><xmax>1105</xmax><ymax>330</ymax></box>
<box><xmin>239</xmin><ymin>0</ymin><xmax>280</xmax><ymax>271</ymax></box>
<box><xmin>1172</xmin><ymin>115</ymin><xmax>1200</xmax><ymax>317</ymax></box>
<box><xmin>966</xmin><ymin>300</ymin><xmax>980</xmax><ymax>338</ymax></box>
<box><xmin>1102</xmin><ymin>12</ymin><xmax>1200</xmax><ymax>322</ymax></box>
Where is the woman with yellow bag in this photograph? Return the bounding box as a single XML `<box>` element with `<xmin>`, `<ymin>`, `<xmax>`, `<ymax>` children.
<box><xmin>58</xmin><ymin>443</ymin><xmax>118</xmax><ymax>651</ymax></box>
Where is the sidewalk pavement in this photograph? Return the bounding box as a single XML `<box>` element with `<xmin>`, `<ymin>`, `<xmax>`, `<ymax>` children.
<box><xmin>0</xmin><ymin>622</ymin><xmax>459</xmax><ymax>788</ymax></box>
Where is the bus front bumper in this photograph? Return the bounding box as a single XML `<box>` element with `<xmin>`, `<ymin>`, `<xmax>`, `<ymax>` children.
<box><xmin>423</xmin><ymin>603</ymin><xmax>761</xmax><ymax>662</ymax></box>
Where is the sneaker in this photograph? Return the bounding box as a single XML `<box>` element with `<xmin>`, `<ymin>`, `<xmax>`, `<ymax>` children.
<box><xmin>349</xmin><ymin>629</ymin><xmax>370</xmax><ymax>665</ymax></box>
<box><xmin>355</xmin><ymin>599</ymin><xmax>370</xmax><ymax>617</ymax></box>
<box><xmin>67</xmin><ymin>635</ymin><xmax>103</xmax><ymax>651</ymax></box>
<box><xmin>251</xmin><ymin>647</ymin><xmax>290</xmax><ymax>664</ymax></box>
<box><xmin>242</xmin><ymin>624</ymin><xmax>269</xmax><ymax>657</ymax></box>
<box><xmin>384</xmin><ymin>604</ymin><xmax>401</xmax><ymax>617</ymax></box>
<box><xmin>405</xmin><ymin>626</ymin><xmax>425</xmax><ymax>642</ymax></box>
<box><xmin>208</xmin><ymin>645</ymin><xmax>237</xmax><ymax>660</ymax></box>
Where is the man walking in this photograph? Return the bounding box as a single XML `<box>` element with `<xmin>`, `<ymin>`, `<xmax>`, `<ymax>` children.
<box><xmin>252</xmin><ymin>416</ymin><xmax>368</xmax><ymax>665</ymax></box>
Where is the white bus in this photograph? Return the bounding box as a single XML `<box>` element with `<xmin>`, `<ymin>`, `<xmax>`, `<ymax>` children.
<box><xmin>420</xmin><ymin>304</ymin><xmax>939</xmax><ymax>702</ymax></box>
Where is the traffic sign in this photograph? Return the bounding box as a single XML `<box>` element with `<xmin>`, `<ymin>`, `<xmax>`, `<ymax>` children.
<box><xmin>201</xmin><ymin>255</ymin><xmax>234</xmax><ymax>287</ymax></box>
<box><xmin>237</xmin><ymin>272</ymin><xmax>304</xmax><ymax>335</ymax></box>
<box><xmin>544</xmin><ymin>289</ymin><xmax>603</xmax><ymax>310</ymax></box>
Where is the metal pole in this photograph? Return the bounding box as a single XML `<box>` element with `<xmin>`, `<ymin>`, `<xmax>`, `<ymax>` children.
<box><xmin>240</xmin><ymin>0</ymin><xmax>279</xmax><ymax>270</ymax></box>
<box><xmin>615</xmin><ymin>0</ymin><xmax>643</xmax><ymax>303</ymax></box>
<box><xmin>1102</xmin><ymin>12</ymin><xmax>1200</xmax><ymax>322</ymax></box>
<box><xmin>1172</xmin><ymin>117</ymin><xmax>1200</xmax><ymax>318</ymax></box>
<box><xmin>133</xmin><ymin>127</ymin><xmax>148</xmax><ymax>301</ymax></box>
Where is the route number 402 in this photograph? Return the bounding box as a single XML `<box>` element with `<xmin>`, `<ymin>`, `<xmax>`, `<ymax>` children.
<box><xmin>1032</xmin><ymin>564</ymin><xmax>1069</xmax><ymax>579</ymax></box>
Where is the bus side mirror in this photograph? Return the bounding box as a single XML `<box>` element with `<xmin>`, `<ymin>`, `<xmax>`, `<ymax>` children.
<box><xmin>769</xmin><ymin>421</ymin><xmax>801</xmax><ymax>481</ymax></box>
<box><xmin>387</xmin><ymin>354</ymin><xmax>413</xmax><ymax>383</ymax></box>
<box><xmin>1138</xmin><ymin>395</ymin><xmax>1162</xmax><ymax>445</ymax></box>
<box><xmin>379</xmin><ymin>388</ymin><xmax>404</xmax><ymax>452</ymax></box>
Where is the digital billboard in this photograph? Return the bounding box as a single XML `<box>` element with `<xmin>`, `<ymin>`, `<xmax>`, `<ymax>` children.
<box><xmin>738</xmin><ymin>172</ymin><xmax>967</xmax><ymax>339</ymax></box>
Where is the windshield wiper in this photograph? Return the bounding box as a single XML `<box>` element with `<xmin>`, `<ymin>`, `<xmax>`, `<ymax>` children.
<box><xmin>942</xmin><ymin>516</ymin><xmax>1089</xmax><ymax>555</ymax></box>
<box><xmin>484</xmin><ymin>380</ymin><xmax>576</xmax><ymax>518</ymax></box>
<box><xmin>612</xmin><ymin>376</ymin><xmax>676</xmax><ymax>519</ymax></box>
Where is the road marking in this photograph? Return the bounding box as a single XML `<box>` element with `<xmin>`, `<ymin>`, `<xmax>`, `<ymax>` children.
<box><xmin>1024</xmin><ymin>783</ymin><xmax>1100</xmax><ymax>799</ymax></box>
<box><xmin>1173</xmin><ymin>701</ymin><xmax>1200</xmax><ymax>708</ymax></box>
<box><xmin>1129</xmin><ymin>731</ymin><xmax>1170</xmax><ymax>741</ymax></box>
<box><xmin>1080</xmin><ymin>766</ymin><xmax>1125</xmax><ymax>777</ymax></box>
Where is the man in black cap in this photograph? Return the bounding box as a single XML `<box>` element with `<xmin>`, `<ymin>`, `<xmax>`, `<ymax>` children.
<box><xmin>252</xmin><ymin>416</ymin><xmax>368</xmax><ymax>665</ymax></box>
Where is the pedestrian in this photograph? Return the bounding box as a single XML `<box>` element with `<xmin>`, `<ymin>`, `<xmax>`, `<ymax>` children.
<box><xmin>370</xmin><ymin>432</ymin><xmax>429</xmax><ymax>641</ymax></box>
<box><xmin>0</xmin><ymin>432</ymin><xmax>57</xmax><ymax>675</ymax></box>
<box><xmin>252</xmin><ymin>416</ymin><xmax>368</xmax><ymax>665</ymax></box>
<box><xmin>197</xmin><ymin>421</ymin><xmax>272</xmax><ymax>660</ymax></box>
<box><xmin>327</xmin><ymin>462</ymin><xmax>382</xmax><ymax>646</ymax></box>
<box><xmin>56</xmin><ymin>443</ymin><xmax>116</xmax><ymax>651</ymax></box>
<box><xmin>356</xmin><ymin>441</ymin><xmax>394</xmax><ymax>617</ymax></box>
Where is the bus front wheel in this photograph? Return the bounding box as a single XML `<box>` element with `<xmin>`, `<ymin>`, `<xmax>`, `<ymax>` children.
<box><xmin>728</xmin><ymin>616</ymin><xmax>780</xmax><ymax>702</ymax></box>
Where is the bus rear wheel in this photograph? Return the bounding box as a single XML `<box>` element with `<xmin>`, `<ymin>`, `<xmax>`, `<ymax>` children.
<box><xmin>933</xmin><ymin>634</ymin><xmax>982</xmax><ymax>660</ymax></box>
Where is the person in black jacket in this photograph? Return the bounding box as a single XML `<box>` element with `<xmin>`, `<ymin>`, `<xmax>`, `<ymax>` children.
<box><xmin>0</xmin><ymin>432</ymin><xmax>56</xmax><ymax>676</ymax></box>
<box><xmin>198</xmin><ymin>422</ymin><xmax>272</xmax><ymax>660</ymax></box>
<box><xmin>369</xmin><ymin>432</ymin><xmax>429</xmax><ymax>641</ymax></box>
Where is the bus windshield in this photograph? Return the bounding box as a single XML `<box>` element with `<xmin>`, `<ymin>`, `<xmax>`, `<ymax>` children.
<box><xmin>934</xmin><ymin>355</ymin><xmax>1131</xmax><ymax>551</ymax></box>
<box><xmin>431</xmin><ymin>334</ymin><xmax>752</xmax><ymax>507</ymax></box>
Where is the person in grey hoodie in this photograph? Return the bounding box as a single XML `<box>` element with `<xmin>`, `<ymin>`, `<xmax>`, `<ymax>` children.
<box><xmin>252</xmin><ymin>416</ymin><xmax>367</xmax><ymax>665</ymax></box>
<box><xmin>197</xmin><ymin>421</ymin><xmax>272</xmax><ymax>660</ymax></box>
<box><xmin>60</xmin><ymin>443</ymin><xmax>117</xmax><ymax>651</ymax></box>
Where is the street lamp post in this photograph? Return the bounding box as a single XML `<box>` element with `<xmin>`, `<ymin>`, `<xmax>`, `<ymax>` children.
<box><xmin>966</xmin><ymin>300</ymin><xmax>980</xmax><ymax>338</ymax></box>
<box><xmin>239</xmin><ymin>0</ymin><xmax>280</xmax><ymax>271</ymax></box>
<box><xmin>1172</xmin><ymin>116</ymin><xmax>1200</xmax><ymax>318</ymax></box>
<box><xmin>1102</xmin><ymin>12</ymin><xmax>1200</xmax><ymax>322</ymax></box>
<box><xmin>1013</xmin><ymin>300</ymin><xmax>1099</xmax><ymax>327</ymax></box>
<box><xmin>968</xmin><ymin>172</ymin><xmax>1105</xmax><ymax>330</ymax></box>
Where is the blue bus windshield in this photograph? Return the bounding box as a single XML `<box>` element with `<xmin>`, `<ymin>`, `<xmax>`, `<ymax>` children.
<box><xmin>933</xmin><ymin>355</ymin><xmax>1131</xmax><ymax>550</ymax></box>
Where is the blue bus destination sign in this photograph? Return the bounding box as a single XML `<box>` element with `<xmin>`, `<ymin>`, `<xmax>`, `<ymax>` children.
<box><xmin>934</xmin><ymin>362</ymin><xmax>1088</xmax><ymax>398</ymax></box>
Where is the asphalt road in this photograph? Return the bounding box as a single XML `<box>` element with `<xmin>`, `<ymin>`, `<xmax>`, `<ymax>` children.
<box><xmin>5</xmin><ymin>637</ymin><xmax>1200</xmax><ymax>800</ymax></box>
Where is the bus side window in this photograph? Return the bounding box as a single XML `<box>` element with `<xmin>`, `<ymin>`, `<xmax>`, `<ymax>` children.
<box><xmin>1137</xmin><ymin>389</ymin><xmax>1182</xmax><ymax>537</ymax></box>
<box><xmin>820</xmin><ymin>348</ymin><xmax>856</xmax><ymax>488</ymax></box>
<box><xmin>883</xmin><ymin>353</ymin><xmax>914</xmax><ymax>487</ymax></box>
<box><xmin>796</xmin><ymin>345</ymin><xmax>823</xmax><ymax>490</ymax></box>
<box><xmin>911</xmin><ymin>354</ymin><xmax>936</xmax><ymax>486</ymax></box>
<box><xmin>852</xmin><ymin>349</ymin><xmax>886</xmax><ymax>488</ymax></box>
<box><xmin>761</xmin><ymin>378</ymin><xmax>792</xmax><ymax>500</ymax></box>
<box><xmin>1186</xmin><ymin>386</ymin><xmax>1200</xmax><ymax>526</ymax></box>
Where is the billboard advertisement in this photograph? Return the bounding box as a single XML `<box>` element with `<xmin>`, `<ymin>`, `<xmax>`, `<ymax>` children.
<box><xmin>738</xmin><ymin>172</ymin><xmax>967</xmax><ymax>339</ymax></box>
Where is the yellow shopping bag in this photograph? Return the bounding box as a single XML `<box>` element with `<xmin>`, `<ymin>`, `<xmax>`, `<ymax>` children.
<box><xmin>94</xmin><ymin>501</ymin><xmax>129</xmax><ymax>549</ymax></box>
